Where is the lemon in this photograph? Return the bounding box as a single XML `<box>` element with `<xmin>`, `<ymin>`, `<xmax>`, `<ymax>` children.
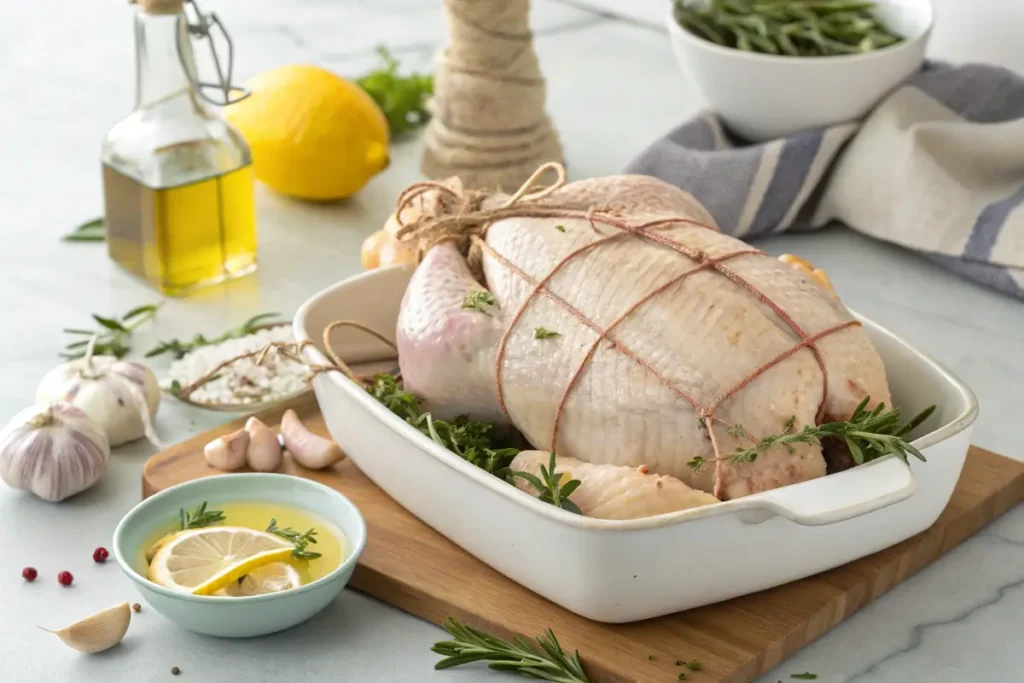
<box><xmin>225</xmin><ymin>64</ymin><xmax>390</xmax><ymax>201</ymax></box>
<box><xmin>148</xmin><ymin>527</ymin><xmax>295</xmax><ymax>596</ymax></box>
<box><xmin>216</xmin><ymin>562</ymin><xmax>302</xmax><ymax>597</ymax></box>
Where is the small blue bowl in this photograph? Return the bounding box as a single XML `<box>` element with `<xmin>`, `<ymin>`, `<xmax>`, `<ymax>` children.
<box><xmin>113</xmin><ymin>473</ymin><xmax>367</xmax><ymax>638</ymax></box>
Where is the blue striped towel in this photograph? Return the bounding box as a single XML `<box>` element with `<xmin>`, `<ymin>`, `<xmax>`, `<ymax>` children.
<box><xmin>625</xmin><ymin>61</ymin><xmax>1024</xmax><ymax>300</ymax></box>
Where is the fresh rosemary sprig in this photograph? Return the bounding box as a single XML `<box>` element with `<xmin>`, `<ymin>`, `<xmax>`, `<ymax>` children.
<box><xmin>687</xmin><ymin>397</ymin><xmax>935</xmax><ymax>473</ymax></box>
<box><xmin>431</xmin><ymin>617</ymin><xmax>590</xmax><ymax>682</ymax></box>
<box><xmin>369</xmin><ymin>374</ymin><xmax>520</xmax><ymax>476</ymax></box>
<box><xmin>509</xmin><ymin>452</ymin><xmax>583</xmax><ymax>515</ymax></box>
<box><xmin>61</xmin><ymin>303</ymin><xmax>161</xmax><ymax>359</ymax></box>
<box><xmin>356</xmin><ymin>46</ymin><xmax>433</xmax><ymax>135</ymax></box>
<box><xmin>62</xmin><ymin>216</ymin><xmax>106</xmax><ymax>242</ymax></box>
<box><xmin>266</xmin><ymin>518</ymin><xmax>322</xmax><ymax>560</ymax></box>
<box><xmin>178</xmin><ymin>501</ymin><xmax>226</xmax><ymax>531</ymax></box>
<box><xmin>462</xmin><ymin>290</ymin><xmax>497</xmax><ymax>314</ymax></box>
<box><xmin>673</xmin><ymin>0</ymin><xmax>903</xmax><ymax>58</ymax></box>
<box><xmin>534</xmin><ymin>327</ymin><xmax>560</xmax><ymax>339</ymax></box>
<box><xmin>145</xmin><ymin>312</ymin><xmax>283</xmax><ymax>359</ymax></box>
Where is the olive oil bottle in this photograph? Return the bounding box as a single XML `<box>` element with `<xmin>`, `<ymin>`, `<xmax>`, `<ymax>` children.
<box><xmin>102</xmin><ymin>0</ymin><xmax>256</xmax><ymax>296</ymax></box>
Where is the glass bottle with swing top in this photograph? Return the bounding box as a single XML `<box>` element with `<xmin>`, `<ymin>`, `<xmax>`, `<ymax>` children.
<box><xmin>102</xmin><ymin>0</ymin><xmax>256</xmax><ymax>295</ymax></box>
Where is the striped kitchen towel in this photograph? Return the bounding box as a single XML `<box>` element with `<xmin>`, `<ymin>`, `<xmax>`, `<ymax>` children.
<box><xmin>625</xmin><ymin>61</ymin><xmax>1024</xmax><ymax>299</ymax></box>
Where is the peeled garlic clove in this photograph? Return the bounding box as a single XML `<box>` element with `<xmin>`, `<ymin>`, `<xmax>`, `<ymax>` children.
<box><xmin>0</xmin><ymin>403</ymin><xmax>109</xmax><ymax>502</ymax></box>
<box><xmin>280</xmin><ymin>409</ymin><xmax>343</xmax><ymax>470</ymax></box>
<box><xmin>246</xmin><ymin>419</ymin><xmax>282</xmax><ymax>472</ymax></box>
<box><xmin>41</xmin><ymin>602</ymin><xmax>131</xmax><ymax>654</ymax></box>
<box><xmin>204</xmin><ymin>428</ymin><xmax>250</xmax><ymax>471</ymax></box>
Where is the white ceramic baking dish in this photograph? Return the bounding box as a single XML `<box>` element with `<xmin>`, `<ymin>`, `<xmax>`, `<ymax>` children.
<box><xmin>294</xmin><ymin>264</ymin><xmax>978</xmax><ymax>623</ymax></box>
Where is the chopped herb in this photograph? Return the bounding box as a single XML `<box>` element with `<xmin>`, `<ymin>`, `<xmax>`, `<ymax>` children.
<box><xmin>266</xmin><ymin>518</ymin><xmax>322</xmax><ymax>560</ymax></box>
<box><xmin>688</xmin><ymin>398</ymin><xmax>935</xmax><ymax>472</ymax></box>
<box><xmin>509</xmin><ymin>451</ymin><xmax>583</xmax><ymax>515</ymax></box>
<box><xmin>791</xmin><ymin>674</ymin><xmax>818</xmax><ymax>681</ymax></box>
<box><xmin>369</xmin><ymin>373</ymin><xmax>520</xmax><ymax>476</ymax></box>
<box><xmin>534</xmin><ymin>327</ymin><xmax>560</xmax><ymax>340</ymax></box>
<box><xmin>178</xmin><ymin>502</ymin><xmax>226</xmax><ymax>530</ymax></box>
<box><xmin>685</xmin><ymin>660</ymin><xmax>702</xmax><ymax>671</ymax></box>
<box><xmin>431</xmin><ymin>617</ymin><xmax>590</xmax><ymax>682</ymax></box>
<box><xmin>676</xmin><ymin>660</ymin><xmax>684</xmax><ymax>666</ymax></box>
<box><xmin>462</xmin><ymin>290</ymin><xmax>497</xmax><ymax>314</ymax></box>
<box><xmin>678</xmin><ymin>674</ymin><xmax>687</xmax><ymax>680</ymax></box>
<box><xmin>555</xmin><ymin>224</ymin><xmax>566</xmax><ymax>233</ymax></box>
<box><xmin>648</xmin><ymin>654</ymin><xmax>655</xmax><ymax>661</ymax></box>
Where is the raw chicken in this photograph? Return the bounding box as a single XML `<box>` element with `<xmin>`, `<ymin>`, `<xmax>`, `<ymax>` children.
<box><xmin>395</xmin><ymin>173</ymin><xmax>891</xmax><ymax>503</ymax></box>
<box><xmin>510</xmin><ymin>451</ymin><xmax>718</xmax><ymax>519</ymax></box>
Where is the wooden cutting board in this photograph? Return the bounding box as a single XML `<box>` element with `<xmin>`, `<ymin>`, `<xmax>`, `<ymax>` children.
<box><xmin>143</xmin><ymin>393</ymin><xmax>1023</xmax><ymax>683</ymax></box>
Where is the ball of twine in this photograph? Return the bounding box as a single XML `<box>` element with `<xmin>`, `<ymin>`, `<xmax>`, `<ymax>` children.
<box><xmin>421</xmin><ymin>0</ymin><xmax>565</xmax><ymax>191</ymax></box>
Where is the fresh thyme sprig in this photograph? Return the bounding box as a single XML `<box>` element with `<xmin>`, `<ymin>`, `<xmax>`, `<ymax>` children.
<box><xmin>145</xmin><ymin>312</ymin><xmax>284</xmax><ymax>359</ymax></box>
<box><xmin>62</xmin><ymin>303</ymin><xmax>161</xmax><ymax>359</ymax></box>
<box><xmin>266</xmin><ymin>518</ymin><xmax>322</xmax><ymax>560</ymax></box>
<box><xmin>356</xmin><ymin>46</ymin><xmax>433</xmax><ymax>135</ymax></box>
<box><xmin>62</xmin><ymin>216</ymin><xmax>106</xmax><ymax>242</ymax></box>
<box><xmin>178</xmin><ymin>501</ymin><xmax>226</xmax><ymax>531</ymax></box>
<box><xmin>509</xmin><ymin>452</ymin><xmax>583</xmax><ymax>515</ymax></box>
<box><xmin>431</xmin><ymin>617</ymin><xmax>590</xmax><ymax>682</ymax></box>
<box><xmin>462</xmin><ymin>290</ymin><xmax>497</xmax><ymax>314</ymax></box>
<box><xmin>369</xmin><ymin>374</ymin><xmax>520</xmax><ymax>476</ymax></box>
<box><xmin>687</xmin><ymin>397</ymin><xmax>935</xmax><ymax>473</ymax></box>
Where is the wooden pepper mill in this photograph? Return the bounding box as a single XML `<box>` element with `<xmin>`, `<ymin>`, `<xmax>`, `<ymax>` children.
<box><xmin>421</xmin><ymin>0</ymin><xmax>565</xmax><ymax>191</ymax></box>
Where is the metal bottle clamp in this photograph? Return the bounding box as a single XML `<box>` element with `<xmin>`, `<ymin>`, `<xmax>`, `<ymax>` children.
<box><xmin>176</xmin><ymin>0</ymin><xmax>250</xmax><ymax>106</ymax></box>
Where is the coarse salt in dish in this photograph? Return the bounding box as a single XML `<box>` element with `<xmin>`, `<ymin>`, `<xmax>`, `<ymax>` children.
<box><xmin>164</xmin><ymin>325</ymin><xmax>307</xmax><ymax>409</ymax></box>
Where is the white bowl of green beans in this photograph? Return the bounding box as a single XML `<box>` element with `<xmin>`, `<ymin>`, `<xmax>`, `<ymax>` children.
<box><xmin>667</xmin><ymin>0</ymin><xmax>934</xmax><ymax>141</ymax></box>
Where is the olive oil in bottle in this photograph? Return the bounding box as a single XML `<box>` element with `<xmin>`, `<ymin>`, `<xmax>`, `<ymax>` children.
<box><xmin>102</xmin><ymin>0</ymin><xmax>256</xmax><ymax>296</ymax></box>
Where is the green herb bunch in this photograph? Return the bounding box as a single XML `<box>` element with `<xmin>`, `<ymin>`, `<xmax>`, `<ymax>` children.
<box><xmin>673</xmin><ymin>0</ymin><xmax>903</xmax><ymax>57</ymax></box>
<box><xmin>688</xmin><ymin>397</ymin><xmax>934</xmax><ymax>473</ymax></box>
<box><xmin>357</xmin><ymin>46</ymin><xmax>434</xmax><ymax>135</ymax></box>
<box><xmin>369</xmin><ymin>374</ymin><xmax>520</xmax><ymax>476</ymax></box>
<box><xmin>431</xmin><ymin>617</ymin><xmax>590</xmax><ymax>682</ymax></box>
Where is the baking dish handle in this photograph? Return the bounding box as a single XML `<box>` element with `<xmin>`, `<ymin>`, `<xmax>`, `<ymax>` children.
<box><xmin>747</xmin><ymin>456</ymin><xmax>918</xmax><ymax>526</ymax></box>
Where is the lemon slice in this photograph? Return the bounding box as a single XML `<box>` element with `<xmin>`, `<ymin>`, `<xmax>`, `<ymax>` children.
<box><xmin>148</xmin><ymin>527</ymin><xmax>294</xmax><ymax>596</ymax></box>
<box><xmin>216</xmin><ymin>562</ymin><xmax>302</xmax><ymax>597</ymax></box>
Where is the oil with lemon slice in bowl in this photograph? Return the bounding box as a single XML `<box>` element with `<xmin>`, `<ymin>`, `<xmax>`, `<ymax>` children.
<box><xmin>113</xmin><ymin>473</ymin><xmax>366</xmax><ymax>638</ymax></box>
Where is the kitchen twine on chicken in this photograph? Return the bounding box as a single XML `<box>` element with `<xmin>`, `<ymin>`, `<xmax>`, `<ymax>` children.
<box><xmin>173</xmin><ymin>164</ymin><xmax>859</xmax><ymax>500</ymax></box>
<box><xmin>393</xmin><ymin>162</ymin><xmax>860</xmax><ymax>499</ymax></box>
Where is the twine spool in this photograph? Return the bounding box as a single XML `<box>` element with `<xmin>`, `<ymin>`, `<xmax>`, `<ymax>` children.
<box><xmin>421</xmin><ymin>0</ymin><xmax>565</xmax><ymax>191</ymax></box>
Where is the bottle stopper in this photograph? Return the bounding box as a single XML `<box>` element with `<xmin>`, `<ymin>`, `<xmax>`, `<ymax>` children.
<box><xmin>135</xmin><ymin>0</ymin><xmax>184</xmax><ymax>15</ymax></box>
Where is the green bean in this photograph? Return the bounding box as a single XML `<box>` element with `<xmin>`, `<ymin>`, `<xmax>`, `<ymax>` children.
<box><xmin>673</xmin><ymin>0</ymin><xmax>903</xmax><ymax>57</ymax></box>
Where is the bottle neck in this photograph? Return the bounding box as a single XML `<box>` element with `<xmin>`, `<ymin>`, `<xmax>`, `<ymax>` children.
<box><xmin>133</xmin><ymin>10</ymin><xmax>201</xmax><ymax>111</ymax></box>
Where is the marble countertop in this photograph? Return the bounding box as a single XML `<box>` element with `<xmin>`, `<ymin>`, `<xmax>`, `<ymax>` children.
<box><xmin>0</xmin><ymin>1</ymin><xmax>1021</xmax><ymax>681</ymax></box>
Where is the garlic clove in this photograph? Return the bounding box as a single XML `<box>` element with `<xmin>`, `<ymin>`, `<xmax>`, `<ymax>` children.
<box><xmin>280</xmin><ymin>409</ymin><xmax>343</xmax><ymax>470</ymax></box>
<box><xmin>204</xmin><ymin>429</ymin><xmax>250</xmax><ymax>471</ymax></box>
<box><xmin>246</xmin><ymin>419</ymin><xmax>283</xmax><ymax>472</ymax></box>
<box><xmin>41</xmin><ymin>602</ymin><xmax>131</xmax><ymax>654</ymax></box>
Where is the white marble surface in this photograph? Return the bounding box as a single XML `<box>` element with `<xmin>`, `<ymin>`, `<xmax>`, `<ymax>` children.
<box><xmin>0</xmin><ymin>1</ymin><xmax>1021</xmax><ymax>682</ymax></box>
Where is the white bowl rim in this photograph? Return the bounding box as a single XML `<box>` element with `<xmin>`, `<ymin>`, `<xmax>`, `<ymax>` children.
<box><xmin>294</xmin><ymin>268</ymin><xmax>979</xmax><ymax>534</ymax></box>
<box><xmin>112</xmin><ymin>473</ymin><xmax>368</xmax><ymax>605</ymax></box>
<box><xmin>665</xmin><ymin>0</ymin><xmax>935</xmax><ymax>66</ymax></box>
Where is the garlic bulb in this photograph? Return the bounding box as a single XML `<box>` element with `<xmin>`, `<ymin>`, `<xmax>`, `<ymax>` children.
<box><xmin>41</xmin><ymin>602</ymin><xmax>131</xmax><ymax>653</ymax></box>
<box><xmin>37</xmin><ymin>355</ymin><xmax>160</xmax><ymax>447</ymax></box>
<box><xmin>0</xmin><ymin>402</ymin><xmax>109</xmax><ymax>502</ymax></box>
